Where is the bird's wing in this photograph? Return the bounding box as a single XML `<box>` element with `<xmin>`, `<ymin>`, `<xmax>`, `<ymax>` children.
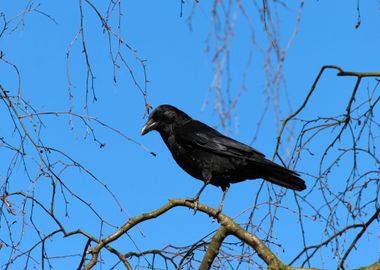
<box><xmin>176</xmin><ymin>120</ymin><xmax>265</xmax><ymax>158</ymax></box>
<box><xmin>175</xmin><ymin>120</ymin><xmax>306</xmax><ymax>191</ymax></box>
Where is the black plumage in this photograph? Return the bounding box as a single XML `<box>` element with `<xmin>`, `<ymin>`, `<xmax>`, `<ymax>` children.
<box><xmin>141</xmin><ymin>105</ymin><xmax>306</xmax><ymax>212</ymax></box>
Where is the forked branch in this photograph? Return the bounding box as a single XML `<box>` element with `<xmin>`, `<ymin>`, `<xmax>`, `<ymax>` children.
<box><xmin>83</xmin><ymin>198</ymin><xmax>320</xmax><ymax>270</ymax></box>
<box><xmin>274</xmin><ymin>65</ymin><xmax>380</xmax><ymax>159</ymax></box>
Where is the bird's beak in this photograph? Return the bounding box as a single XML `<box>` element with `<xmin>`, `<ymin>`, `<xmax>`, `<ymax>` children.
<box><xmin>141</xmin><ymin>118</ymin><xmax>158</xmax><ymax>135</ymax></box>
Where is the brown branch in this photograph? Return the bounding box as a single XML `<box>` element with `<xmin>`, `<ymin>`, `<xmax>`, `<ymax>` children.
<box><xmin>273</xmin><ymin>65</ymin><xmax>335</xmax><ymax>159</ymax></box>
<box><xmin>337</xmin><ymin>70</ymin><xmax>380</xmax><ymax>77</ymax></box>
<box><xmin>83</xmin><ymin>198</ymin><xmax>319</xmax><ymax>270</ymax></box>
<box><xmin>199</xmin><ymin>225</ymin><xmax>229</xmax><ymax>270</ymax></box>
<box><xmin>291</xmin><ymin>222</ymin><xmax>370</xmax><ymax>266</ymax></box>
<box><xmin>125</xmin><ymin>249</ymin><xmax>178</xmax><ymax>269</ymax></box>
<box><xmin>273</xmin><ymin>65</ymin><xmax>380</xmax><ymax>160</ymax></box>
<box><xmin>356</xmin><ymin>261</ymin><xmax>380</xmax><ymax>270</ymax></box>
<box><xmin>338</xmin><ymin>207</ymin><xmax>380</xmax><ymax>269</ymax></box>
<box><xmin>77</xmin><ymin>239</ymin><xmax>91</xmax><ymax>270</ymax></box>
<box><xmin>83</xmin><ymin>199</ymin><xmax>182</xmax><ymax>269</ymax></box>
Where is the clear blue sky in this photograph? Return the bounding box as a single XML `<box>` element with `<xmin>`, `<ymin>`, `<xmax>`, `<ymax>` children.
<box><xmin>1</xmin><ymin>1</ymin><xmax>379</xmax><ymax>269</ymax></box>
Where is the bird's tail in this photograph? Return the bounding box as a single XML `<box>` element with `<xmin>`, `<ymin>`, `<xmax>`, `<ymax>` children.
<box><xmin>253</xmin><ymin>159</ymin><xmax>306</xmax><ymax>191</ymax></box>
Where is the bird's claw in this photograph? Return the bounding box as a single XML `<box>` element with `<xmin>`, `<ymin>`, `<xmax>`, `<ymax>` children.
<box><xmin>185</xmin><ymin>197</ymin><xmax>200</xmax><ymax>215</ymax></box>
<box><xmin>193</xmin><ymin>200</ymin><xmax>199</xmax><ymax>215</ymax></box>
<box><xmin>207</xmin><ymin>207</ymin><xmax>222</xmax><ymax>223</ymax></box>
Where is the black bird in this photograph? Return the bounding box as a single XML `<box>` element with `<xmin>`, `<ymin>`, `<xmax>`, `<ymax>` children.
<box><xmin>141</xmin><ymin>105</ymin><xmax>306</xmax><ymax>213</ymax></box>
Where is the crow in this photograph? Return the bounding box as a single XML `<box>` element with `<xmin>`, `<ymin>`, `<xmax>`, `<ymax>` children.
<box><xmin>141</xmin><ymin>105</ymin><xmax>306</xmax><ymax>213</ymax></box>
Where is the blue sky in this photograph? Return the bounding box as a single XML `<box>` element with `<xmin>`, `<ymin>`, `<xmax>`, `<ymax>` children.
<box><xmin>1</xmin><ymin>1</ymin><xmax>379</xmax><ymax>269</ymax></box>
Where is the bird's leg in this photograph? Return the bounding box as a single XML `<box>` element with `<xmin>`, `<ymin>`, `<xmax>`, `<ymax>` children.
<box><xmin>216</xmin><ymin>184</ymin><xmax>230</xmax><ymax>215</ymax></box>
<box><xmin>187</xmin><ymin>180</ymin><xmax>209</xmax><ymax>214</ymax></box>
<box><xmin>193</xmin><ymin>180</ymin><xmax>209</xmax><ymax>201</ymax></box>
<box><xmin>187</xmin><ymin>172</ymin><xmax>212</xmax><ymax>214</ymax></box>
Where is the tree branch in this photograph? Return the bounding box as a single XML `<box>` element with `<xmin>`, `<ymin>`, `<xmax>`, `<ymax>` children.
<box><xmin>83</xmin><ymin>198</ymin><xmax>319</xmax><ymax>269</ymax></box>
<box><xmin>356</xmin><ymin>261</ymin><xmax>380</xmax><ymax>270</ymax></box>
<box><xmin>338</xmin><ymin>207</ymin><xmax>380</xmax><ymax>269</ymax></box>
<box><xmin>273</xmin><ymin>65</ymin><xmax>380</xmax><ymax>159</ymax></box>
<box><xmin>199</xmin><ymin>225</ymin><xmax>229</xmax><ymax>270</ymax></box>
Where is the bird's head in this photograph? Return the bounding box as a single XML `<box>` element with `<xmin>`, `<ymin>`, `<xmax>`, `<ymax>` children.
<box><xmin>141</xmin><ymin>105</ymin><xmax>191</xmax><ymax>136</ymax></box>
